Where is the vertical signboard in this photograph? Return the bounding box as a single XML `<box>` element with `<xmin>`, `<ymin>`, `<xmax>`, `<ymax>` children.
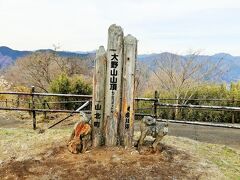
<box><xmin>104</xmin><ymin>24</ymin><xmax>124</xmax><ymax>146</ymax></box>
<box><xmin>120</xmin><ymin>35</ymin><xmax>137</xmax><ymax>147</ymax></box>
<box><xmin>91</xmin><ymin>46</ymin><xmax>107</xmax><ymax>147</ymax></box>
<box><xmin>92</xmin><ymin>24</ymin><xmax>137</xmax><ymax>147</ymax></box>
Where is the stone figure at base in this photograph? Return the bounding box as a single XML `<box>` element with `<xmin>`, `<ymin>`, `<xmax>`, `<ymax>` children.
<box><xmin>137</xmin><ymin>116</ymin><xmax>168</xmax><ymax>152</ymax></box>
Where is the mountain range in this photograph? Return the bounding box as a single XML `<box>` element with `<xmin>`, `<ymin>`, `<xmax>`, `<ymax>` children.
<box><xmin>0</xmin><ymin>46</ymin><xmax>95</xmax><ymax>68</ymax></box>
<box><xmin>0</xmin><ymin>46</ymin><xmax>240</xmax><ymax>82</ymax></box>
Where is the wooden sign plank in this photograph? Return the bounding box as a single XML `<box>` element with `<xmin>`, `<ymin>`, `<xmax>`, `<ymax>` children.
<box><xmin>91</xmin><ymin>46</ymin><xmax>107</xmax><ymax>147</ymax></box>
<box><xmin>119</xmin><ymin>35</ymin><xmax>138</xmax><ymax>147</ymax></box>
<box><xmin>103</xmin><ymin>24</ymin><xmax>124</xmax><ymax>146</ymax></box>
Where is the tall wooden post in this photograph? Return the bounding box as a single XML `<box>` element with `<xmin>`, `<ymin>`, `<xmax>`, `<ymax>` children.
<box><xmin>104</xmin><ymin>24</ymin><xmax>124</xmax><ymax>146</ymax></box>
<box><xmin>119</xmin><ymin>35</ymin><xmax>137</xmax><ymax>147</ymax></box>
<box><xmin>91</xmin><ymin>46</ymin><xmax>107</xmax><ymax>147</ymax></box>
<box><xmin>92</xmin><ymin>24</ymin><xmax>138</xmax><ymax>147</ymax></box>
<box><xmin>31</xmin><ymin>86</ymin><xmax>36</xmax><ymax>130</ymax></box>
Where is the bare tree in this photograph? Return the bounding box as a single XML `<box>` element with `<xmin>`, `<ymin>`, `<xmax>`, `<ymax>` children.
<box><xmin>4</xmin><ymin>51</ymin><xmax>92</xmax><ymax>92</ymax></box>
<box><xmin>5</xmin><ymin>52</ymin><xmax>57</xmax><ymax>92</ymax></box>
<box><xmin>135</xmin><ymin>61</ymin><xmax>151</xmax><ymax>97</ymax></box>
<box><xmin>148</xmin><ymin>52</ymin><xmax>224</xmax><ymax>118</ymax></box>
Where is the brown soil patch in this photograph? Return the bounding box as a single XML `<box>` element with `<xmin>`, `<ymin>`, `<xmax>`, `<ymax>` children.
<box><xmin>0</xmin><ymin>145</ymin><xmax>205</xmax><ymax>180</ymax></box>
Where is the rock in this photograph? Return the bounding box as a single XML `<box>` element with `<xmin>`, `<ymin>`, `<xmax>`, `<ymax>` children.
<box><xmin>34</xmin><ymin>156</ymin><xmax>42</xmax><ymax>161</ymax></box>
<box><xmin>111</xmin><ymin>154</ymin><xmax>121</xmax><ymax>163</ymax></box>
<box><xmin>37</xmin><ymin>129</ymin><xmax>45</xmax><ymax>134</ymax></box>
<box><xmin>130</xmin><ymin>150</ymin><xmax>139</xmax><ymax>155</ymax></box>
<box><xmin>88</xmin><ymin>177</ymin><xmax>98</xmax><ymax>180</ymax></box>
<box><xmin>135</xmin><ymin>162</ymin><xmax>141</xmax><ymax>167</ymax></box>
<box><xmin>44</xmin><ymin>150</ymin><xmax>54</xmax><ymax>158</ymax></box>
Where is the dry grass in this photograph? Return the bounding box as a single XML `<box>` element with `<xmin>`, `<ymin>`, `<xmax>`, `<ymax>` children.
<box><xmin>161</xmin><ymin>135</ymin><xmax>240</xmax><ymax>179</ymax></box>
<box><xmin>0</xmin><ymin>128</ymin><xmax>71</xmax><ymax>162</ymax></box>
<box><xmin>0</xmin><ymin>128</ymin><xmax>239</xmax><ymax>179</ymax></box>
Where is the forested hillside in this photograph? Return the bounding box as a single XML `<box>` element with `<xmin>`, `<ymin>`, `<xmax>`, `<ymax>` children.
<box><xmin>1</xmin><ymin>46</ymin><xmax>240</xmax><ymax>82</ymax></box>
<box><xmin>0</xmin><ymin>47</ymin><xmax>240</xmax><ymax>123</ymax></box>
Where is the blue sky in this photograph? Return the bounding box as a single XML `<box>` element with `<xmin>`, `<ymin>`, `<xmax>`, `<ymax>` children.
<box><xmin>0</xmin><ymin>0</ymin><xmax>240</xmax><ymax>55</ymax></box>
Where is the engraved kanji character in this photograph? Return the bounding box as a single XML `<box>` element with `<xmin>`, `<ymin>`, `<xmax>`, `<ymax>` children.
<box><xmin>111</xmin><ymin>53</ymin><xmax>118</xmax><ymax>61</ymax></box>
<box><xmin>94</xmin><ymin>122</ymin><xmax>100</xmax><ymax>128</ymax></box>
<box><xmin>111</xmin><ymin>69</ymin><xmax>118</xmax><ymax>76</ymax></box>
<box><xmin>110</xmin><ymin>83</ymin><xmax>117</xmax><ymax>90</ymax></box>
<box><xmin>111</xmin><ymin>61</ymin><xmax>118</xmax><ymax>68</ymax></box>
<box><xmin>94</xmin><ymin>112</ymin><xmax>101</xmax><ymax>119</ymax></box>
<box><xmin>95</xmin><ymin>104</ymin><xmax>101</xmax><ymax>110</ymax></box>
<box><xmin>110</xmin><ymin>76</ymin><xmax>117</xmax><ymax>83</ymax></box>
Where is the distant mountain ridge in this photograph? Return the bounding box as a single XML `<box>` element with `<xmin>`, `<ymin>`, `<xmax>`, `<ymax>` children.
<box><xmin>0</xmin><ymin>46</ymin><xmax>94</xmax><ymax>60</ymax></box>
<box><xmin>1</xmin><ymin>46</ymin><xmax>240</xmax><ymax>82</ymax></box>
<box><xmin>0</xmin><ymin>46</ymin><xmax>30</xmax><ymax>60</ymax></box>
<box><xmin>138</xmin><ymin>52</ymin><xmax>240</xmax><ymax>82</ymax></box>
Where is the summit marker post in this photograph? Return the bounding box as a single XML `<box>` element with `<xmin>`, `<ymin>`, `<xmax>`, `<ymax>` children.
<box><xmin>103</xmin><ymin>24</ymin><xmax>124</xmax><ymax>146</ymax></box>
<box><xmin>119</xmin><ymin>34</ymin><xmax>137</xmax><ymax>147</ymax></box>
<box><xmin>91</xmin><ymin>24</ymin><xmax>137</xmax><ymax>147</ymax></box>
<box><xmin>91</xmin><ymin>46</ymin><xmax>107</xmax><ymax>147</ymax></box>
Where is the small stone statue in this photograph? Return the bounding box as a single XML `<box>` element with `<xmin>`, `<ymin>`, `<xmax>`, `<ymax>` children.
<box><xmin>137</xmin><ymin>116</ymin><xmax>168</xmax><ymax>151</ymax></box>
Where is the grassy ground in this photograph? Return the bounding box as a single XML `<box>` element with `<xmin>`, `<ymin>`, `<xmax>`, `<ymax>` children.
<box><xmin>197</xmin><ymin>144</ymin><xmax>240</xmax><ymax>179</ymax></box>
<box><xmin>0</xmin><ymin>128</ymin><xmax>71</xmax><ymax>162</ymax></box>
<box><xmin>0</xmin><ymin>111</ymin><xmax>239</xmax><ymax>179</ymax></box>
<box><xmin>0</xmin><ymin>128</ymin><xmax>239</xmax><ymax>179</ymax></box>
<box><xmin>161</xmin><ymin>135</ymin><xmax>240</xmax><ymax>179</ymax></box>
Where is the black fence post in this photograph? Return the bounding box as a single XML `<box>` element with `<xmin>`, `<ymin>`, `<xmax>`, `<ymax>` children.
<box><xmin>16</xmin><ymin>95</ymin><xmax>20</xmax><ymax>108</ymax></box>
<box><xmin>31</xmin><ymin>86</ymin><xmax>36</xmax><ymax>130</ymax></box>
<box><xmin>154</xmin><ymin>90</ymin><xmax>159</xmax><ymax>119</ymax></box>
<box><xmin>232</xmin><ymin>97</ymin><xmax>235</xmax><ymax>124</ymax></box>
<box><xmin>43</xmin><ymin>100</ymin><xmax>47</xmax><ymax>120</ymax></box>
<box><xmin>28</xmin><ymin>100</ymin><xmax>31</xmax><ymax>115</ymax></box>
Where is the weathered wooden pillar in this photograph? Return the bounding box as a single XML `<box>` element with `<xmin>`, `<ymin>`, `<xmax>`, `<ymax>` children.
<box><xmin>119</xmin><ymin>35</ymin><xmax>137</xmax><ymax>147</ymax></box>
<box><xmin>91</xmin><ymin>46</ymin><xmax>107</xmax><ymax>147</ymax></box>
<box><xmin>92</xmin><ymin>24</ymin><xmax>138</xmax><ymax>147</ymax></box>
<box><xmin>104</xmin><ymin>24</ymin><xmax>124</xmax><ymax>146</ymax></box>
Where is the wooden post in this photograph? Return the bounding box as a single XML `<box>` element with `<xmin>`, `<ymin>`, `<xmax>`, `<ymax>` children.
<box><xmin>43</xmin><ymin>100</ymin><xmax>47</xmax><ymax>121</ymax></box>
<box><xmin>119</xmin><ymin>34</ymin><xmax>137</xmax><ymax>147</ymax></box>
<box><xmin>154</xmin><ymin>91</ymin><xmax>159</xmax><ymax>119</ymax></box>
<box><xmin>28</xmin><ymin>100</ymin><xmax>31</xmax><ymax>115</ymax></box>
<box><xmin>5</xmin><ymin>99</ymin><xmax>7</xmax><ymax>107</ymax></box>
<box><xmin>232</xmin><ymin>97</ymin><xmax>235</xmax><ymax>124</ymax></box>
<box><xmin>232</xmin><ymin>113</ymin><xmax>235</xmax><ymax>124</ymax></box>
<box><xmin>31</xmin><ymin>86</ymin><xmax>36</xmax><ymax>130</ymax></box>
<box><xmin>91</xmin><ymin>46</ymin><xmax>107</xmax><ymax>147</ymax></box>
<box><xmin>16</xmin><ymin>95</ymin><xmax>20</xmax><ymax>108</ymax></box>
<box><xmin>104</xmin><ymin>24</ymin><xmax>124</xmax><ymax>146</ymax></box>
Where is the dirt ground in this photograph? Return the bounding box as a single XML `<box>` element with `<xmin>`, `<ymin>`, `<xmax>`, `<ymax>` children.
<box><xmin>0</xmin><ymin>132</ymin><xmax>226</xmax><ymax>180</ymax></box>
<box><xmin>0</xmin><ymin>145</ymin><xmax>210</xmax><ymax>180</ymax></box>
<box><xmin>0</xmin><ymin>112</ymin><xmax>239</xmax><ymax>179</ymax></box>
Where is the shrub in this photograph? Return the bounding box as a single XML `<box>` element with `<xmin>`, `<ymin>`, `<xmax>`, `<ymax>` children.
<box><xmin>49</xmin><ymin>73</ymin><xmax>92</xmax><ymax>109</ymax></box>
<box><xmin>50</xmin><ymin>73</ymin><xmax>71</xmax><ymax>94</ymax></box>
